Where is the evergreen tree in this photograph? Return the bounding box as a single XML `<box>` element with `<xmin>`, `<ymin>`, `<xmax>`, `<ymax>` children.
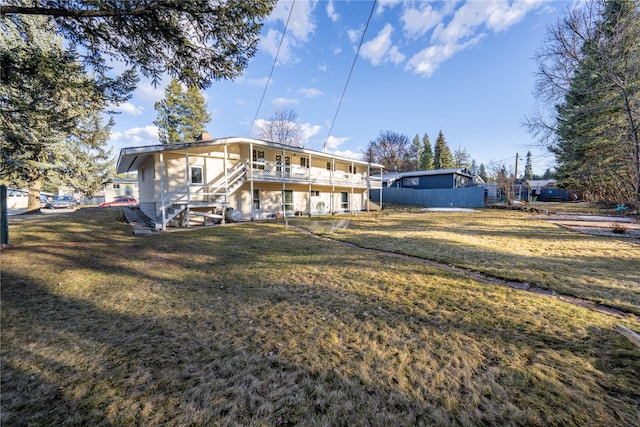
<box><xmin>469</xmin><ymin>159</ymin><xmax>479</xmax><ymax>176</ymax></box>
<box><xmin>524</xmin><ymin>151</ymin><xmax>534</xmax><ymax>180</ymax></box>
<box><xmin>433</xmin><ymin>130</ymin><xmax>455</xmax><ymax>169</ymax></box>
<box><xmin>407</xmin><ymin>134</ymin><xmax>422</xmax><ymax>171</ymax></box>
<box><xmin>0</xmin><ymin>14</ymin><xmax>133</xmax><ymax>211</ymax></box>
<box><xmin>1</xmin><ymin>0</ymin><xmax>276</xmax><ymax>89</ymax></box>
<box><xmin>419</xmin><ymin>133</ymin><xmax>434</xmax><ymax>170</ymax></box>
<box><xmin>530</xmin><ymin>0</ymin><xmax>640</xmax><ymax>203</ymax></box>
<box><xmin>154</xmin><ymin>78</ymin><xmax>211</xmax><ymax>144</ymax></box>
<box><xmin>478</xmin><ymin>163</ymin><xmax>489</xmax><ymax>182</ymax></box>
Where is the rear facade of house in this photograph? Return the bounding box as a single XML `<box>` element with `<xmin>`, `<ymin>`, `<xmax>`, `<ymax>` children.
<box><xmin>117</xmin><ymin>137</ymin><xmax>384</xmax><ymax>229</ymax></box>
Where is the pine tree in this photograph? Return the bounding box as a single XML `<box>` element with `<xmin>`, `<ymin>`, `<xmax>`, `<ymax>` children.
<box><xmin>407</xmin><ymin>134</ymin><xmax>422</xmax><ymax>171</ymax></box>
<box><xmin>478</xmin><ymin>163</ymin><xmax>488</xmax><ymax>182</ymax></box>
<box><xmin>1</xmin><ymin>1</ymin><xmax>276</xmax><ymax>89</ymax></box>
<box><xmin>433</xmin><ymin>130</ymin><xmax>455</xmax><ymax>169</ymax></box>
<box><xmin>524</xmin><ymin>151</ymin><xmax>534</xmax><ymax>180</ymax></box>
<box><xmin>530</xmin><ymin>0</ymin><xmax>640</xmax><ymax>203</ymax></box>
<box><xmin>419</xmin><ymin>133</ymin><xmax>434</xmax><ymax>170</ymax></box>
<box><xmin>154</xmin><ymin>78</ymin><xmax>211</xmax><ymax>144</ymax></box>
<box><xmin>0</xmin><ymin>14</ymin><xmax>132</xmax><ymax>211</ymax></box>
<box><xmin>470</xmin><ymin>159</ymin><xmax>479</xmax><ymax>176</ymax></box>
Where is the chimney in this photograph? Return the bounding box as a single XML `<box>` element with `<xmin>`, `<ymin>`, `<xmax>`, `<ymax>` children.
<box><xmin>196</xmin><ymin>132</ymin><xmax>211</xmax><ymax>141</ymax></box>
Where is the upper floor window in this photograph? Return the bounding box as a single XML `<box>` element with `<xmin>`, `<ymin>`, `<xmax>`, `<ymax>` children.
<box><xmin>113</xmin><ymin>184</ymin><xmax>120</xmax><ymax>189</ymax></box>
<box><xmin>349</xmin><ymin>165</ymin><xmax>357</xmax><ymax>174</ymax></box>
<box><xmin>326</xmin><ymin>161</ymin><xmax>332</xmax><ymax>171</ymax></box>
<box><xmin>252</xmin><ymin>149</ymin><xmax>265</xmax><ymax>170</ymax></box>
<box><xmin>300</xmin><ymin>157</ymin><xmax>309</xmax><ymax>168</ymax></box>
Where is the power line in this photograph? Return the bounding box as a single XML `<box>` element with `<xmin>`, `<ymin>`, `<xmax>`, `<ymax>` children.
<box><xmin>247</xmin><ymin>0</ymin><xmax>295</xmax><ymax>137</ymax></box>
<box><xmin>323</xmin><ymin>0</ymin><xmax>377</xmax><ymax>151</ymax></box>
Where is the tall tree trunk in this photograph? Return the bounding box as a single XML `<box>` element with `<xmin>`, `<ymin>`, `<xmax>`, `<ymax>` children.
<box><xmin>27</xmin><ymin>178</ymin><xmax>43</xmax><ymax>212</ymax></box>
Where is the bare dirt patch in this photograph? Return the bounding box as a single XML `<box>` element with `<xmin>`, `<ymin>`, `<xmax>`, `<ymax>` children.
<box><xmin>536</xmin><ymin>214</ymin><xmax>640</xmax><ymax>240</ymax></box>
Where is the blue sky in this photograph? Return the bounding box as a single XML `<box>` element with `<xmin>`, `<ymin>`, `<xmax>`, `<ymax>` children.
<box><xmin>108</xmin><ymin>0</ymin><xmax>571</xmax><ymax>175</ymax></box>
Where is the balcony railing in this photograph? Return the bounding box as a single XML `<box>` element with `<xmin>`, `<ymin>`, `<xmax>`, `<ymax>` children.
<box><xmin>250</xmin><ymin>162</ymin><xmax>382</xmax><ymax>188</ymax></box>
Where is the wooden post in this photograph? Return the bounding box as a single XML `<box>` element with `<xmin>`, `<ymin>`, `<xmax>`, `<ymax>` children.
<box><xmin>1</xmin><ymin>185</ymin><xmax>9</xmax><ymax>247</ymax></box>
<box><xmin>160</xmin><ymin>152</ymin><xmax>166</xmax><ymax>231</ymax></box>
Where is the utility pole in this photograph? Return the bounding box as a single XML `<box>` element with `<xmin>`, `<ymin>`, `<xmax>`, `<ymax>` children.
<box><xmin>514</xmin><ymin>152</ymin><xmax>519</xmax><ymax>180</ymax></box>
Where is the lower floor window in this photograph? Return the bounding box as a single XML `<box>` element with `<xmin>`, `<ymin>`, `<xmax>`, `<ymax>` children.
<box><xmin>283</xmin><ymin>190</ymin><xmax>293</xmax><ymax>212</ymax></box>
<box><xmin>340</xmin><ymin>192</ymin><xmax>348</xmax><ymax>209</ymax></box>
<box><xmin>253</xmin><ymin>189</ymin><xmax>260</xmax><ymax>210</ymax></box>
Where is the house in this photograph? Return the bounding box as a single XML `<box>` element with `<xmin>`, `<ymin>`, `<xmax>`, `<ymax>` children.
<box><xmin>116</xmin><ymin>136</ymin><xmax>384</xmax><ymax>229</ymax></box>
<box><xmin>371</xmin><ymin>168</ymin><xmax>485</xmax><ymax>208</ymax></box>
<box><xmin>104</xmin><ymin>177</ymin><xmax>139</xmax><ymax>202</ymax></box>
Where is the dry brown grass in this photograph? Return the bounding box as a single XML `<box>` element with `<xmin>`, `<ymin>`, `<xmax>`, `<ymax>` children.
<box><xmin>291</xmin><ymin>208</ymin><xmax>640</xmax><ymax>316</ymax></box>
<box><xmin>1</xmin><ymin>208</ymin><xmax>639</xmax><ymax>426</ymax></box>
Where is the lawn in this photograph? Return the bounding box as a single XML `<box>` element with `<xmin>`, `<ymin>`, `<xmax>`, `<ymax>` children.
<box><xmin>1</xmin><ymin>208</ymin><xmax>639</xmax><ymax>426</ymax></box>
<box><xmin>290</xmin><ymin>208</ymin><xmax>640</xmax><ymax>316</ymax></box>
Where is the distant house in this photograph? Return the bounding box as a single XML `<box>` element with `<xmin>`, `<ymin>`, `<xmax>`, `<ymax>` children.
<box><xmin>116</xmin><ymin>136</ymin><xmax>384</xmax><ymax>229</ymax></box>
<box><xmin>104</xmin><ymin>177</ymin><xmax>139</xmax><ymax>202</ymax></box>
<box><xmin>371</xmin><ymin>168</ymin><xmax>485</xmax><ymax>208</ymax></box>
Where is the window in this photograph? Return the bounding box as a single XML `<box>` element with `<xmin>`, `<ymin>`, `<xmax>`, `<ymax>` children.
<box><xmin>349</xmin><ymin>165</ymin><xmax>357</xmax><ymax>174</ymax></box>
<box><xmin>283</xmin><ymin>190</ymin><xmax>293</xmax><ymax>212</ymax></box>
<box><xmin>112</xmin><ymin>184</ymin><xmax>120</xmax><ymax>189</ymax></box>
<box><xmin>300</xmin><ymin>157</ymin><xmax>309</xmax><ymax>168</ymax></box>
<box><xmin>252</xmin><ymin>149</ymin><xmax>265</xmax><ymax>170</ymax></box>
<box><xmin>340</xmin><ymin>192</ymin><xmax>348</xmax><ymax>210</ymax></box>
<box><xmin>253</xmin><ymin>189</ymin><xmax>261</xmax><ymax>210</ymax></box>
<box><xmin>310</xmin><ymin>190</ymin><xmax>320</xmax><ymax>197</ymax></box>
<box><xmin>326</xmin><ymin>161</ymin><xmax>332</xmax><ymax>171</ymax></box>
<box><xmin>191</xmin><ymin>166</ymin><xmax>203</xmax><ymax>184</ymax></box>
<box><xmin>275</xmin><ymin>155</ymin><xmax>290</xmax><ymax>173</ymax></box>
<box><xmin>403</xmin><ymin>177</ymin><xmax>419</xmax><ymax>187</ymax></box>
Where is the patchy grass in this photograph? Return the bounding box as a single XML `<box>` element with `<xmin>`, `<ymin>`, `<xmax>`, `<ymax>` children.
<box><xmin>291</xmin><ymin>209</ymin><xmax>640</xmax><ymax>316</ymax></box>
<box><xmin>1</xmin><ymin>208</ymin><xmax>639</xmax><ymax>426</ymax></box>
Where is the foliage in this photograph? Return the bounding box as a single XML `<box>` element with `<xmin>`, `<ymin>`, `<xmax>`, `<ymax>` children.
<box><xmin>406</xmin><ymin>134</ymin><xmax>422</xmax><ymax>171</ymax></box>
<box><xmin>363</xmin><ymin>131</ymin><xmax>410</xmax><ymax>172</ymax></box>
<box><xmin>478</xmin><ymin>163</ymin><xmax>489</xmax><ymax>182</ymax></box>
<box><xmin>528</xmin><ymin>0</ymin><xmax>640</xmax><ymax>203</ymax></box>
<box><xmin>0</xmin><ymin>0</ymin><xmax>277</xmax><ymax>89</ymax></box>
<box><xmin>524</xmin><ymin>151</ymin><xmax>534</xmax><ymax>180</ymax></box>
<box><xmin>0</xmin><ymin>14</ymin><xmax>133</xmax><ymax>210</ymax></box>
<box><xmin>257</xmin><ymin>108</ymin><xmax>302</xmax><ymax>146</ymax></box>
<box><xmin>153</xmin><ymin>78</ymin><xmax>211</xmax><ymax>144</ymax></box>
<box><xmin>433</xmin><ymin>130</ymin><xmax>455</xmax><ymax>169</ymax></box>
<box><xmin>419</xmin><ymin>133</ymin><xmax>434</xmax><ymax>170</ymax></box>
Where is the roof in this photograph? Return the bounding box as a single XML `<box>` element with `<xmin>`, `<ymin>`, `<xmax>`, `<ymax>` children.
<box><xmin>380</xmin><ymin>168</ymin><xmax>473</xmax><ymax>182</ymax></box>
<box><xmin>116</xmin><ymin>136</ymin><xmax>384</xmax><ymax>174</ymax></box>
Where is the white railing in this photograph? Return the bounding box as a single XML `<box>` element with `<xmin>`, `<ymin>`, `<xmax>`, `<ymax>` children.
<box><xmin>250</xmin><ymin>162</ymin><xmax>381</xmax><ymax>188</ymax></box>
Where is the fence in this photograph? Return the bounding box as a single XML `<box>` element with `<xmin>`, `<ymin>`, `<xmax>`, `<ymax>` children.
<box><xmin>371</xmin><ymin>187</ymin><xmax>485</xmax><ymax>208</ymax></box>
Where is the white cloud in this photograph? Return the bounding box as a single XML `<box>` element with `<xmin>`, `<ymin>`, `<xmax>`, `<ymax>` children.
<box><xmin>405</xmin><ymin>35</ymin><xmax>484</xmax><ymax>77</ymax></box>
<box><xmin>299</xmin><ymin>122</ymin><xmax>322</xmax><ymax>142</ymax></box>
<box><xmin>262</xmin><ymin>0</ymin><xmax>317</xmax><ymax>64</ymax></box>
<box><xmin>136</xmin><ymin>81</ymin><xmax>165</xmax><ymax>103</ymax></box>
<box><xmin>327</xmin><ymin>0</ymin><xmax>339</xmax><ymax>22</ymax></box>
<box><xmin>401</xmin><ymin>4</ymin><xmax>447</xmax><ymax>38</ymax></box>
<box><xmin>272</xmin><ymin>97</ymin><xmax>299</xmax><ymax>108</ymax></box>
<box><xmin>246</xmin><ymin>77</ymin><xmax>273</xmax><ymax>88</ymax></box>
<box><xmin>375</xmin><ymin>0</ymin><xmax>402</xmax><ymax>16</ymax></box>
<box><xmin>112</xmin><ymin>101</ymin><xmax>144</xmax><ymax>116</ymax></box>
<box><xmin>123</xmin><ymin>126</ymin><xmax>158</xmax><ymax>145</ymax></box>
<box><xmin>347</xmin><ymin>27</ymin><xmax>362</xmax><ymax>44</ymax></box>
<box><xmin>361</xmin><ymin>24</ymin><xmax>404</xmax><ymax>66</ymax></box>
<box><xmin>402</xmin><ymin>0</ymin><xmax>546</xmax><ymax>78</ymax></box>
<box><xmin>329</xmin><ymin>149</ymin><xmax>363</xmax><ymax>161</ymax></box>
<box><xmin>261</xmin><ymin>28</ymin><xmax>294</xmax><ymax>65</ymax></box>
<box><xmin>298</xmin><ymin>88</ymin><xmax>323</xmax><ymax>98</ymax></box>
<box><xmin>324</xmin><ymin>135</ymin><xmax>349</xmax><ymax>150</ymax></box>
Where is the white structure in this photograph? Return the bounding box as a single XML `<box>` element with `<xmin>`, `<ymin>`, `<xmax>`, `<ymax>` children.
<box><xmin>116</xmin><ymin>137</ymin><xmax>384</xmax><ymax>229</ymax></box>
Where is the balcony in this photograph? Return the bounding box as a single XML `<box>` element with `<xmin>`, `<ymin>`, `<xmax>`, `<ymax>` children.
<box><xmin>249</xmin><ymin>162</ymin><xmax>382</xmax><ymax>189</ymax></box>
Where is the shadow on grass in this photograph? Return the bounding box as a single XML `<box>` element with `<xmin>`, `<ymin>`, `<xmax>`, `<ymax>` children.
<box><xmin>2</xmin><ymin>210</ymin><xmax>640</xmax><ymax>425</ymax></box>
